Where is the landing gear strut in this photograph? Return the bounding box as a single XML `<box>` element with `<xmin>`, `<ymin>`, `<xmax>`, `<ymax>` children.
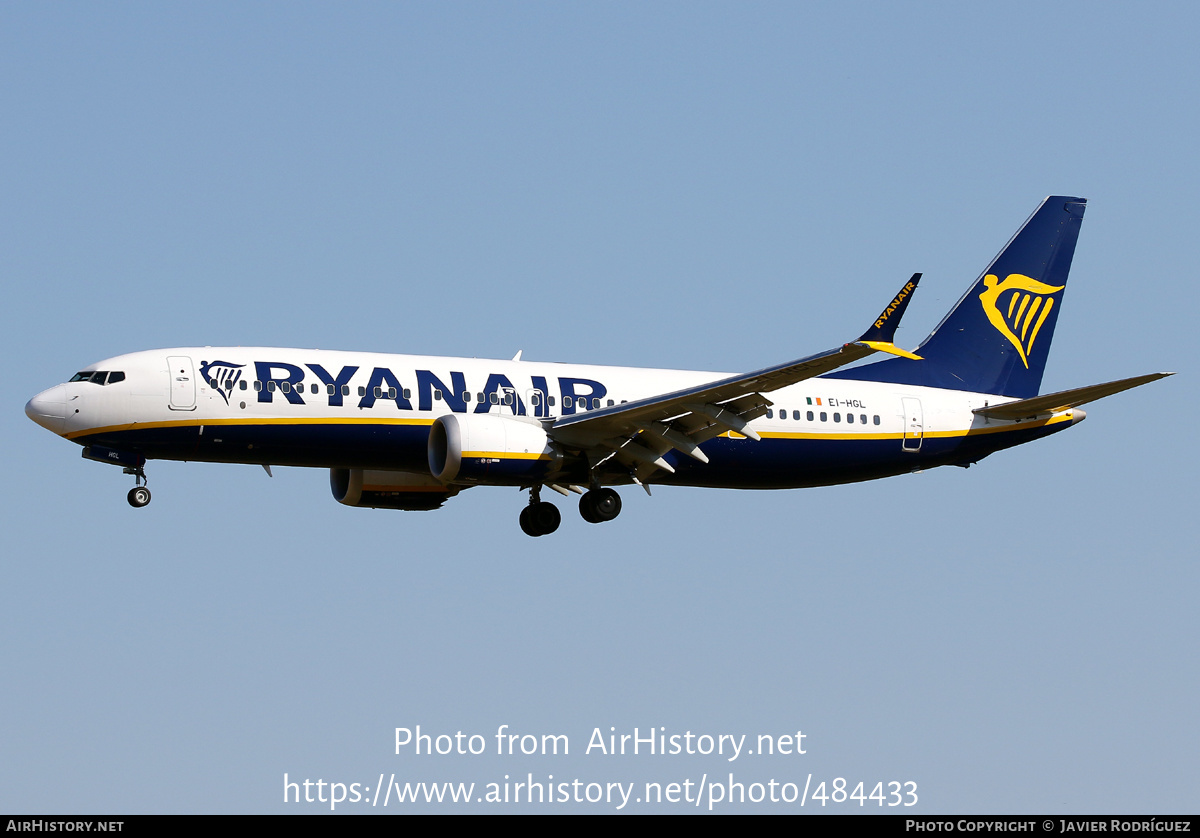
<box><xmin>579</xmin><ymin>488</ymin><xmax>621</xmax><ymax>524</ymax></box>
<box><xmin>124</xmin><ymin>466</ymin><xmax>151</xmax><ymax>508</ymax></box>
<box><xmin>519</xmin><ymin>486</ymin><xmax>560</xmax><ymax>537</ymax></box>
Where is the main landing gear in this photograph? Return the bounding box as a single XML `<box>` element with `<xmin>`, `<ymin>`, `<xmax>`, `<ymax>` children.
<box><xmin>518</xmin><ymin>486</ymin><xmax>624</xmax><ymax>535</ymax></box>
<box><xmin>520</xmin><ymin>487</ymin><xmax>561</xmax><ymax>537</ymax></box>
<box><xmin>124</xmin><ymin>466</ymin><xmax>151</xmax><ymax>508</ymax></box>
<box><xmin>579</xmin><ymin>487</ymin><xmax>621</xmax><ymax>524</ymax></box>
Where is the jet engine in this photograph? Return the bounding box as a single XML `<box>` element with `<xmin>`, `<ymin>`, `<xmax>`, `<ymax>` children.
<box><xmin>330</xmin><ymin>468</ymin><xmax>460</xmax><ymax>511</ymax></box>
<box><xmin>428</xmin><ymin>413</ymin><xmax>561</xmax><ymax>485</ymax></box>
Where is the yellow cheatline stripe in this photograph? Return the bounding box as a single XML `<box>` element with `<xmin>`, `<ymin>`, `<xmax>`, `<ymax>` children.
<box><xmin>758</xmin><ymin>412</ymin><xmax>1072</xmax><ymax>442</ymax></box>
<box><xmin>65</xmin><ymin>415</ymin><xmax>436</xmax><ymax>440</ymax></box>
<box><xmin>69</xmin><ymin>410</ymin><xmax>1074</xmax><ymax>445</ymax></box>
<box><xmin>761</xmin><ymin>431</ymin><xmax>896</xmax><ymax>441</ymax></box>
<box><xmin>462</xmin><ymin>451</ymin><xmax>553</xmax><ymax>461</ymax></box>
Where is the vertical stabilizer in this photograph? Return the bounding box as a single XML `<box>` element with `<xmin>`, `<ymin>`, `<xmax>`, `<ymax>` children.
<box><xmin>831</xmin><ymin>196</ymin><xmax>1086</xmax><ymax>398</ymax></box>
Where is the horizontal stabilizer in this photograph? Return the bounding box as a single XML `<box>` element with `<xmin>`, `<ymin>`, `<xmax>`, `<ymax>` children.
<box><xmin>973</xmin><ymin>372</ymin><xmax>1174</xmax><ymax>420</ymax></box>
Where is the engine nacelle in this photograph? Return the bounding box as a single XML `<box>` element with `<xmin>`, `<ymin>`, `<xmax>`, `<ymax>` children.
<box><xmin>330</xmin><ymin>468</ymin><xmax>460</xmax><ymax>511</ymax></box>
<box><xmin>428</xmin><ymin>413</ymin><xmax>561</xmax><ymax>485</ymax></box>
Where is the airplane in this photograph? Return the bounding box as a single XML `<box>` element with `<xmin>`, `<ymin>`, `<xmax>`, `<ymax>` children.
<box><xmin>25</xmin><ymin>196</ymin><xmax>1171</xmax><ymax>536</ymax></box>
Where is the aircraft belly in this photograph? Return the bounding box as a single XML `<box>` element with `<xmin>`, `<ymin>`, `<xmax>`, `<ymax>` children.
<box><xmin>77</xmin><ymin>421</ymin><xmax>434</xmax><ymax>471</ymax></box>
<box><xmin>660</xmin><ymin>421</ymin><xmax>1072</xmax><ymax>489</ymax></box>
<box><xmin>661</xmin><ymin>436</ymin><xmax>918</xmax><ymax>489</ymax></box>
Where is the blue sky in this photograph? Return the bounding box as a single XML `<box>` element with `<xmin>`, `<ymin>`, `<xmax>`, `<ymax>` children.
<box><xmin>3</xmin><ymin>3</ymin><xmax>1196</xmax><ymax>813</ymax></box>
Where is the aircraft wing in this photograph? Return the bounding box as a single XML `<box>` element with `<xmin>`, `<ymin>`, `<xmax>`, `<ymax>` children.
<box><xmin>547</xmin><ymin>274</ymin><xmax>923</xmax><ymax>479</ymax></box>
<box><xmin>972</xmin><ymin>372</ymin><xmax>1174</xmax><ymax>421</ymax></box>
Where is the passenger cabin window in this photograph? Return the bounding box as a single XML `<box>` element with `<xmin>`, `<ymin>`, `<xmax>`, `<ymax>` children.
<box><xmin>807</xmin><ymin>410</ymin><xmax>814</xmax><ymax>421</ymax></box>
<box><xmin>766</xmin><ymin>409</ymin><xmax>774</xmax><ymax>419</ymax></box>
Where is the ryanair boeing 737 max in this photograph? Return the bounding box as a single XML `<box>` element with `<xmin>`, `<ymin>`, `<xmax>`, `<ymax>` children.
<box><xmin>25</xmin><ymin>196</ymin><xmax>1171</xmax><ymax>535</ymax></box>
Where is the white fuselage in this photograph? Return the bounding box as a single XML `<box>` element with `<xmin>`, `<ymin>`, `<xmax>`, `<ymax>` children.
<box><xmin>27</xmin><ymin>346</ymin><xmax>1078</xmax><ymax>492</ymax></box>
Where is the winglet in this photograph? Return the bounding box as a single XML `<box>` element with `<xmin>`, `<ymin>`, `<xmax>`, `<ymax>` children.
<box><xmin>854</xmin><ymin>273</ymin><xmax>923</xmax><ymax>359</ymax></box>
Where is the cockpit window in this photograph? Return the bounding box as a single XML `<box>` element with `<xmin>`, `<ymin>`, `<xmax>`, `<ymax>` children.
<box><xmin>69</xmin><ymin>371</ymin><xmax>125</xmax><ymax>385</ymax></box>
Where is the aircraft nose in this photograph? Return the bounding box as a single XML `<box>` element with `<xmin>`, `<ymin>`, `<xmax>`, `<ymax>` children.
<box><xmin>25</xmin><ymin>385</ymin><xmax>68</xmax><ymax>435</ymax></box>
<box><xmin>1072</xmin><ymin>408</ymin><xmax>1087</xmax><ymax>424</ymax></box>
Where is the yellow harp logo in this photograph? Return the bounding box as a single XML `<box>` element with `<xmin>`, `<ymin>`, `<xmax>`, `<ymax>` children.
<box><xmin>979</xmin><ymin>273</ymin><xmax>1064</xmax><ymax>368</ymax></box>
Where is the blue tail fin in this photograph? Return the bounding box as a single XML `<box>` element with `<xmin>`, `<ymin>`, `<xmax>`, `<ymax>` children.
<box><xmin>830</xmin><ymin>196</ymin><xmax>1086</xmax><ymax>398</ymax></box>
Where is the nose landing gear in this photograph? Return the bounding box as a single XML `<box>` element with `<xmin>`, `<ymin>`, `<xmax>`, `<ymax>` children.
<box><xmin>124</xmin><ymin>466</ymin><xmax>151</xmax><ymax>508</ymax></box>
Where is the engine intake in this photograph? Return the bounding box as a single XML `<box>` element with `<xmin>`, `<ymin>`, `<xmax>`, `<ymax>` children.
<box><xmin>428</xmin><ymin>413</ymin><xmax>561</xmax><ymax>485</ymax></box>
